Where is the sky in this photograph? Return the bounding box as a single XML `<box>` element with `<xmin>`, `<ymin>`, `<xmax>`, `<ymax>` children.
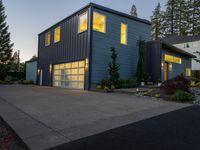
<box><xmin>3</xmin><ymin>0</ymin><xmax>167</xmax><ymax>62</ymax></box>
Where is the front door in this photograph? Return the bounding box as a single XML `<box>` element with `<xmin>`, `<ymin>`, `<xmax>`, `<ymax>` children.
<box><xmin>164</xmin><ymin>62</ymin><xmax>168</xmax><ymax>81</ymax></box>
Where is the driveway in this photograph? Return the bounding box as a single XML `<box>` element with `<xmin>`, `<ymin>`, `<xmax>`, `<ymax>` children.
<box><xmin>0</xmin><ymin>85</ymin><xmax>190</xmax><ymax>150</ymax></box>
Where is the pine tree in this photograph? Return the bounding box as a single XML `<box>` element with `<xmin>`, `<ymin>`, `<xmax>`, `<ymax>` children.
<box><xmin>187</xmin><ymin>0</ymin><xmax>200</xmax><ymax>35</ymax></box>
<box><xmin>151</xmin><ymin>3</ymin><xmax>164</xmax><ymax>40</ymax></box>
<box><xmin>0</xmin><ymin>0</ymin><xmax>13</xmax><ymax>64</ymax></box>
<box><xmin>130</xmin><ymin>3</ymin><xmax>138</xmax><ymax>17</ymax></box>
<box><xmin>135</xmin><ymin>39</ymin><xmax>147</xmax><ymax>82</ymax></box>
<box><xmin>108</xmin><ymin>47</ymin><xmax>120</xmax><ymax>88</ymax></box>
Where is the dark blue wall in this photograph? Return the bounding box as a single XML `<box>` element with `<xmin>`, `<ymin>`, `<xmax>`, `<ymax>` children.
<box><xmin>90</xmin><ymin>8</ymin><xmax>151</xmax><ymax>87</ymax></box>
<box><xmin>161</xmin><ymin>50</ymin><xmax>191</xmax><ymax>80</ymax></box>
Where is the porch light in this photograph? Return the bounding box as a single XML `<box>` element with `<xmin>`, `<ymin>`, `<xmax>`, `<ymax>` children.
<box><xmin>85</xmin><ymin>58</ymin><xmax>89</xmax><ymax>69</ymax></box>
<box><xmin>161</xmin><ymin>62</ymin><xmax>164</xmax><ymax>70</ymax></box>
<box><xmin>169</xmin><ymin>63</ymin><xmax>172</xmax><ymax>71</ymax></box>
<box><xmin>37</xmin><ymin>69</ymin><xmax>40</xmax><ymax>74</ymax></box>
<box><xmin>49</xmin><ymin>64</ymin><xmax>52</xmax><ymax>73</ymax></box>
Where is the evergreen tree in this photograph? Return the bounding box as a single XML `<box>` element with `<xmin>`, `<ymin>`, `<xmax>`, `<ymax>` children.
<box><xmin>151</xmin><ymin>3</ymin><xmax>164</xmax><ymax>40</ymax></box>
<box><xmin>0</xmin><ymin>0</ymin><xmax>13</xmax><ymax>79</ymax></box>
<box><xmin>187</xmin><ymin>0</ymin><xmax>200</xmax><ymax>35</ymax></box>
<box><xmin>0</xmin><ymin>0</ymin><xmax>13</xmax><ymax>64</ymax></box>
<box><xmin>130</xmin><ymin>3</ymin><xmax>138</xmax><ymax>17</ymax></box>
<box><xmin>135</xmin><ymin>39</ymin><xmax>147</xmax><ymax>82</ymax></box>
<box><xmin>108</xmin><ymin>47</ymin><xmax>120</xmax><ymax>87</ymax></box>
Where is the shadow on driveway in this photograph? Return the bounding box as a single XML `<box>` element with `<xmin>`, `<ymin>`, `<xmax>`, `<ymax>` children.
<box><xmin>49</xmin><ymin>105</ymin><xmax>200</xmax><ymax>150</ymax></box>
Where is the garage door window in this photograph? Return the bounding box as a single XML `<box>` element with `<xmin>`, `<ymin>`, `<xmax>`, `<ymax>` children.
<box><xmin>53</xmin><ymin>60</ymin><xmax>85</xmax><ymax>89</ymax></box>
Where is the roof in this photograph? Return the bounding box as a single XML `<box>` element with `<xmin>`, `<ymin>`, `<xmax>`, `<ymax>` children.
<box><xmin>25</xmin><ymin>58</ymin><xmax>38</xmax><ymax>64</ymax></box>
<box><xmin>148</xmin><ymin>40</ymin><xmax>196</xmax><ymax>58</ymax></box>
<box><xmin>39</xmin><ymin>3</ymin><xmax>151</xmax><ymax>35</ymax></box>
<box><xmin>161</xmin><ymin>35</ymin><xmax>200</xmax><ymax>44</ymax></box>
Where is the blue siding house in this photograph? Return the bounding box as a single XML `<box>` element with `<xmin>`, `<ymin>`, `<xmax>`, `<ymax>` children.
<box><xmin>37</xmin><ymin>3</ymin><xmax>151</xmax><ymax>90</ymax></box>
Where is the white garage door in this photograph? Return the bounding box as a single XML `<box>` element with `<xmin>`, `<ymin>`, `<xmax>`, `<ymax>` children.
<box><xmin>53</xmin><ymin>60</ymin><xmax>85</xmax><ymax>89</ymax></box>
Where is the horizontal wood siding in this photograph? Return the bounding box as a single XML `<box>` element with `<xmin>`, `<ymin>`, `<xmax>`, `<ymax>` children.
<box><xmin>91</xmin><ymin>8</ymin><xmax>151</xmax><ymax>87</ymax></box>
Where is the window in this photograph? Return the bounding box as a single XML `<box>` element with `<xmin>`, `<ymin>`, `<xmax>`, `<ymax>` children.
<box><xmin>164</xmin><ymin>54</ymin><xmax>182</xmax><ymax>64</ymax></box>
<box><xmin>93</xmin><ymin>12</ymin><xmax>106</xmax><ymax>33</ymax></box>
<box><xmin>121</xmin><ymin>23</ymin><xmax>128</xmax><ymax>45</ymax></box>
<box><xmin>186</xmin><ymin>68</ymin><xmax>191</xmax><ymax>77</ymax></box>
<box><xmin>45</xmin><ymin>32</ymin><xmax>51</xmax><ymax>46</ymax></box>
<box><xmin>78</xmin><ymin>12</ymin><xmax>88</xmax><ymax>33</ymax></box>
<box><xmin>54</xmin><ymin>26</ymin><xmax>61</xmax><ymax>43</ymax></box>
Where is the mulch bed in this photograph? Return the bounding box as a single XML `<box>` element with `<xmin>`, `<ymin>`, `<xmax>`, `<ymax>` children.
<box><xmin>0</xmin><ymin>116</ymin><xmax>29</xmax><ymax>150</ymax></box>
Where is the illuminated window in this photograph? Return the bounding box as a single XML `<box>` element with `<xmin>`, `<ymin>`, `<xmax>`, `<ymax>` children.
<box><xmin>121</xmin><ymin>23</ymin><xmax>128</xmax><ymax>45</ymax></box>
<box><xmin>54</xmin><ymin>26</ymin><xmax>61</xmax><ymax>43</ymax></box>
<box><xmin>93</xmin><ymin>12</ymin><xmax>106</xmax><ymax>33</ymax></box>
<box><xmin>78</xmin><ymin>12</ymin><xmax>88</xmax><ymax>33</ymax></box>
<box><xmin>164</xmin><ymin>54</ymin><xmax>182</xmax><ymax>64</ymax></box>
<box><xmin>45</xmin><ymin>32</ymin><xmax>51</xmax><ymax>46</ymax></box>
<box><xmin>186</xmin><ymin>68</ymin><xmax>191</xmax><ymax>77</ymax></box>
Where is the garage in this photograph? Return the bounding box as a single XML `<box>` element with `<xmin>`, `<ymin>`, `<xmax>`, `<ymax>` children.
<box><xmin>53</xmin><ymin>60</ymin><xmax>85</xmax><ymax>89</ymax></box>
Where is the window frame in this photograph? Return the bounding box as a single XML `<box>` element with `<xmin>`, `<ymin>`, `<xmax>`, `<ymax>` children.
<box><xmin>93</xmin><ymin>11</ymin><xmax>106</xmax><ymax>33</ymax></box>
<box><xmin>186</xmin><ymin>68</ymin><xmax>191</xmax><ymax>77</ymax></box>
<box><xmin>78</xmin><ymin>11</ymin><xmax>88</xmax><ymax>33</ymax></box>
<box><xmin>120</xmin><ymin>23</ymin><xmax>128</xmax><ymax>45</ymax></box>
<box><xmin>45</xmin><ymin>32</ymin><xmax>51</xmax><ymax>47</ymax></box>
<box><xmin>54</xmin><ymin>26</ymin><xmax>61</xmax><ymax>43</ymax></box>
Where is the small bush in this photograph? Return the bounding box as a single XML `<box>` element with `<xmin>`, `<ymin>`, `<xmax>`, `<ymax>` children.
<box><xmin>161</xmin><ymin>75</ymin><xmax>190</xmax><ymax>94</ymax></box>
<box><xmin>118</xmin><ymin>79</ymin><xmax>137</xmax><ymax>88</ymax></box>
<box><xmin>21</xmin><ymin>80</ymin><xmax>33</xmax><ymax>85</ymax></box>
<box><xmin>4</xmin><ymin>76</ymin><xmax>13</xmax><ymax>84</ymax></box>
<box><xmin>100</xmin><ymin>79</ymin><xmax>110</xmax><ymax>89</ymax></box>
<box><xmin>191</xmin><ymin>82</ymin><xmax>200</xmax><ymax>87</ymax></box>
<box><xmin>0</xmin><ymin>80</ymin><xmax>4</xmax><ymax>84</ymax></box>
<box><xmin>171</xmin><ymin>90</ymin><xmax>196</xmax><ymax>102</ymax></box>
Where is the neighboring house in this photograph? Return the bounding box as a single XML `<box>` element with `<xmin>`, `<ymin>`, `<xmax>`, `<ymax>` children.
<box><xmin>37</xmin><ymin>3</ymin><xmax>151</xmax><ymax>90</ymax></box>
<box><xmin>26</xmin><ymin>59</ymin><xmax>37</xmax><ymax>84</ymax></box>
<box><xmin>162</xmin><ymin>35</ymin><xmax>200</xmax><ymax>71</ymax></box>
<box><xmin>145</xmin><ymin>41</ymin><xmax>196</xmax><ymax>82</ymax></box>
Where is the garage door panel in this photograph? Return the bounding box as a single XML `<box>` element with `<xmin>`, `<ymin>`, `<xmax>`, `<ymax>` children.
<box><xmin>53</xmin><ymin>60</ymin><xmax>85</xmax><ymax>89</ymax></box>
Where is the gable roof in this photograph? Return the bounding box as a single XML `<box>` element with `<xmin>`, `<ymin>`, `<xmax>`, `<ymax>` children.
<box><xmin>161</xmin><ymin>35</ymin><xmax>200</xmax><ymax>44</ymax></box>
<box><xmin>39</xmin><ymin>3</ymin><xmax>151</xmax><ymax>35</ymax></box>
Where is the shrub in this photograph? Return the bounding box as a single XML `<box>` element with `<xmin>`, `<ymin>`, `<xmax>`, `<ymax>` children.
<box><xmin>171</xmin><ymin>90</ymin><xmax>196</xmax><ymax>102</ymax></box>
<box><xmin>21</xmin><ymin>80</ymin><xmax>33</xmax><ymax>85</ymax></box>
<box><xmin>160</xmin><ymin>75</ymin><xmax>190</xmax><ymax>94</ymax></box>
<box><xmin>190</xmin><ymin>77</ymin><xmax>200</xmax><ymax>83</ymax></box>
<box><xmin>100</xmin><ymin>79</ymin><xmax>110</xmax><ymax>89</ymax></box>
<box><xmin>4</xmin><ymin>76</ymin><xmax>13</xmax><ymax>84</ymax></box>
<box><xmin>0</xmin><ymin>80</ymin><xmax>4</xmax><ymax>84</ymax></box>
<box><xmin>118</xmin><ymin>79</ymin><xmax>137</xmax><ymax>88</ymax></box>
<box><xmin>191</xmin><ymin>82</ymin><xmax>200</xmax><ymax>87</ymax></box>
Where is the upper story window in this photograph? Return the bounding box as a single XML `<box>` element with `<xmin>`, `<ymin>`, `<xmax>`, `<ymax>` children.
<box><xmin>45</xmin><ymin>32</ymin><xmax>51</xmax><ymax>46</ymax></box>
<box><xmin>93</xmin><ymin>12</ymin><xmax>106</xmax><ymax>33</ymax></box>
<box><xmin>78</xmin><ymin>11</ymin><xmax>88</xmax><ymax>33</ymax></box>
<box><xmin>121</xmin><ymin>23</ymin><xmax>128</xmax><ymax>45</ymax></box>
<box><xmin>186</xmin><ymin>68</ymin><xmax>191</xmax><ymax>77</ymax></box>
<box><xmin>164</xmin><ymin>54</ymin><xmax>182</xmax><ymax>64</ymax></box>
<box><xmin>54</xmin><ymin>26</ymin><xmax>61</xmax><ymax>43</ymax></box>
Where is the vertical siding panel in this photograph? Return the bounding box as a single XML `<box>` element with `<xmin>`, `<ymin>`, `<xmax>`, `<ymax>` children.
<box><xmin>38</xmin><ymin>8</ymin><xmax>90</xmax><ymax>86</ymax></box>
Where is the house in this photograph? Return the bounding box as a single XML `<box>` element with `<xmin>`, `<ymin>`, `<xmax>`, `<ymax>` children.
<box><xmin>162</xmin><ymin>35</ymin><xmax>200</xmax><ymax>71</ymax></box>
<box><xmin>37</xmin><ymin>3</ymin><xmax>151</xmax><ymax>90</ymax></box>
<box><xmin>145</xmin><ymin>41</ymin><xmax>196</xmax><ymax>82</ymax></box>
<box><xmin>26</xmin><ymin>58</ymin><xmax>37</xmax><ymax>83</ymax></box>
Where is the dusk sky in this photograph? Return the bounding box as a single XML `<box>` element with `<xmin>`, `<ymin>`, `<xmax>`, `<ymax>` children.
<box><xmin>4</xmin><ymin>0</ymin><xmax>167</xmax><ymax>62</ymax></box>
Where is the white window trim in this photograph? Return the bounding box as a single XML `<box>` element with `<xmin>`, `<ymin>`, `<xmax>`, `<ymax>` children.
<box><xmin>120</xmin><ymin>22</ymin><xmax>128</xmax><ymax>45</ymax></box>
<box><xmin>93</xmin><ymin>11</ymin><xmax>106</xmax><ymax>33</ymax></box>
<box><xmin>78</xmin><ymin>11</ymin><xmax>88</xmax><ymax>33</ymax></box>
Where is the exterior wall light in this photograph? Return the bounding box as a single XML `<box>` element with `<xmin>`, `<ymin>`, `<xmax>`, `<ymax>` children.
<box><xmin>49</xmin><ymin>64</ymin><xmax>52</xmax><ymax>73</ymax></box>
<box><xmin>169</xmin><ymin>63</ymin><xmax>173</xmax><ymax>71</ymax></box>
<box><xmin>85</xmin><ymin>58</ymin><xmax>89</xmax><ymax>69</ymax></box>
<box><xmin>161</xmin><ymin>62</ymin><xmax>164</xmax><ymax>70</ymax></box>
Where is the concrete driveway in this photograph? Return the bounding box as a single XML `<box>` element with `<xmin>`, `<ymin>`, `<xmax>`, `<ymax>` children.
<box><xmin>0</xmin><ymin>85</ymin><xmax>190</xmax><ymax>150</ymax></box>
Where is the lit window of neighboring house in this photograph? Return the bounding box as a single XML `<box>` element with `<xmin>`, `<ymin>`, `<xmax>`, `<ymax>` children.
<box><xmin>93</xmin><ymin>12</ymin><xmax>106</xmax><ymax>33</ymax></box>
<box><xmin>186</xmin><ymin>68</ymin><xmax>191</xmax><ymax>77</ymax></box>
<box><xmin>45</xmin><ymin>32</ymin><xmax>51</xmax><ymax>46</ymax></box>
<box><xmin>121</xmin><ymin>23</ymin><xmax>128</xmax><ymax>45</ymax></box>
<box><xmin>78</xmin><ymin>11</ymin><xmax>88</xmax><ymax>33</ymax></box>
<box><xmin>54</xmin><ymin>26</ymin><xmax>61</xmax><ymax>43</ymax></box>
